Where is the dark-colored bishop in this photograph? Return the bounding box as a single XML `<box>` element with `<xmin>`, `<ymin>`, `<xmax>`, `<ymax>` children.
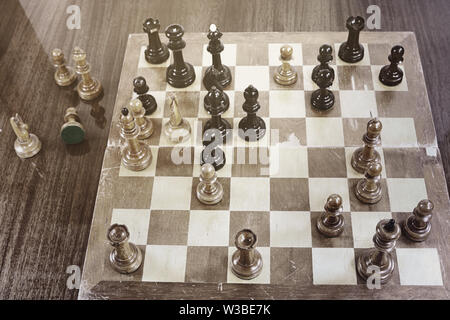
<box><xmin>238</xmin><ymin>85</ymin><xmax>266</xmax><ymax>142</ymax></box>
<box><xmin>143</xmin><ymin>18</ymin><xmax>170</xmax><ymax>64</ymax></box>
<box><xmin>379</xmin><ymin>45</ymin><xmax>404</xmax><ymax>86</ymax></box>
<box><xmin>203</xmin><ymin>24</ymin><xmax>232</xmax><ymax>91</ymax></box>
<box><xmin>311</xmin><ymin>69</ymin><xmax>335</xmax><ymax>112</ymax></box>
<box><xmin>338</xmin><ymin>16</ymin><xmax>365</xmax><ymax>63</ymax></box>
<box><xmin>133</xmin><ymin>76</ymin><xmax>157</xmax><ymax>115</ymax></box>
<box><xmin>165</xmin><ymin>24</ymin><xmax>196</xmax><ymax>88</ymax></box>
<box><xmin>312</xmin><ymin>44</ymin><xmax>334</xmax><ymax>81</ymax></box>
<box><xmin>203</xmin><ymin>86</ymin><xmax>232</xmax><ymax>145</ymax></box>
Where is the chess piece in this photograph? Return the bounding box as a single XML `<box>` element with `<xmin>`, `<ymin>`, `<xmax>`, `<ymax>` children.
<box><xmin>357</xmin><ymin>219</ymin><xmax>401</xmax><ymax>284</ymax></box>
<box><xmin>379</xmin><ymin>45</ymin><xmax>404</xmax><ymax>87</ymax></box>
<box><xmin>52</xmin><ymin>48</ymin><xmax>77</xmax><ymax>87</ymax></box>
<box><xmin>10</xmin><ymin>114</ymin><xmax>41</xmax><ymax>159</ymax></box>
<box><xmin>165</xmin><ymin>24</ymin><xmax>196</xmax><ymax>88</ymax></box>
<box><xmin>274</xmin><ymin>44</ymin><xmax>298</xmax><ymax>86</ymax></box>
<box><xmin>60</xmin><ymin>107</ymin><xmax>85</xmax><ymax>144</ymax></box>
<box><xmin>311</xmin><ymin>68</ymin><xmax>335</xmax><ymax>112</ymax></box>
<box><xmin>338</xmin><ymin>16</ymin><xmax>365</xmax><ymax>63</ymax></box>
<box><xmin>133</xmin><ymin>77</ymin><xmax>157</xmax><ymax>116</ymax></box>
<box><xmin>203</xmin><ymin>24</ymin><xmax>232</xmax><ymax>91</ymax></box>
<box><xmin>355</xmin><ymin>162</ymin><xmax>383</xmax><ymax>204</ymax></box>
<box><xmin>143</xmin><ymin>17</ymin><xmax>170</xmax><ymax>64</ymax></box>
<box><xmin>238</xmin><ymin>85</ymin><xmax>266</xmax><ymax>142</ymax></box>
<box><xmin>196</xmin><ymin>163</ymin><xmax>224</xmax><ymax>205</ymax></box>
<box><xmin>351</xmin><ymin>118</ymin><xmax>382</xmax><ymax>174</ymax></box>
<box><xmin>119</xmin><ymin>107</ymin><xmax>152</xmax><ymax>171</ymax></box>
<box><xmin>204</xmin><ymin>68</ymin><xmax>230</xmax><ymax>113</ymax></box>
<box><xmin>317</xmin><ymin>194</ymin><xmax>345</xmax><ymax>237</ymax></box>
<box><xmin>163</xmin><ymin>95</ymin><xmax>191</xmax><ymax>143</ymax></box>
<box><xmin>107</xmin><ymin>224</ymin><xmax>143</xmax><ymax>274</ymax></box>
<box><xmin>129</xmin><ymin>99</ymin><xmax>154</xmax><ymax>139</ymax></box>
<box><xmin>231</xmin><ymin>229</ymin><xmax>263</xmax><ymax>280</ymax></box>
<box><xmin>72</xmin><ymin>47</ymin><xmax>102</xmax><ymax>101</ymax></box>
<box><xmin>203</xmin><ymin>86</ymin><xmax>232</xmax><ymax>145</ymax></box>
<box><xmin>201</xmin><ymin>140</ymin><xmax>226</xmax><ymax>171</ymax></box>
<box><xmin>404</xmin><ymin>199</ymin><xmax>434</xmax><ymax>242</ymax></box>
<box><xmin>312</xmin><ymin>44</ymin><xmax>334</xmax><ymax>81</ymax></box>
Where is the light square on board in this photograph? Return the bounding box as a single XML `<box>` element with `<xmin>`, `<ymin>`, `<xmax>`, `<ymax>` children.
<box><xmin>111</xmin><ymin>209</ymin><xmax>151</xmax><ymax>246</ymax></box>
<box><xmin>269</xmin><ymin>146</ymin><xmax>308</xmax><ymax>178</ymax></box>
<box><xmin>350</xmin><ymin>212</ymin><xmax>392</xmax><ymax>248</ymax></box>
<box><xmin>119</xmin><ymin>147</ymin><xmax>158</xmax><ymax>177</ymax></box>
<box><xmin>270</xmin><ymin>211</ymin><xmax>312</xmax><ymax>248</ymax></box>
<box><xmin>202</xmin><ymin>43</ymin><xmax>237</xmax><ymax>66</ymax></box>
<box><xmin>136</xmin><ymin>67</ymin><xmax>168</xmax><ymax>91</ymax></box>
<box><xmin>387</xmin><ymin>178</ymin><xmax>428</xmax><ymax>212</ymax></box>
<box><xmin>185</xmin><ymin>246</ymin><xmax>228</xmax><ymax>283</ymax></box>
<box><xmin>187</xmin><ymin>210</ymin><xmax>230</xmax><ymax>246</ymax></box>
<box><xmin>236</xmin><ymin>43</ymin><xmax>268</xmax><ymax>65</ymax></box>
<box><xmin>138</xmin><ymin>45</ymin><xmax>171</xmax><ymax>68</ymax></box>
<box><xmin>166</xmin><ymin>66</ymin><xmax>202</xmax><ymax>91</ymax></box>
<box><xmin>268</xmin><ymin>43</ymin><xmax>303</xmax><ymax>66</ymax></box>
<box><xmin>379</xmin><ymin>117</ymin><xmax>418</xmax><ymax>147</ymax></box>
<box><xmin>312</xmin><ymin>248</ymin><xmax>357</xmax><ymax>285</ymax></box>
<box><xmin>230</xmin><ymin>177</ymin><xmax>270</xmax><ymax>211</ymax></box>
<box><xmin>339</xmin><ymin>90</ymin><xmax>378</xmax><ymax>118</ymax></box>
<box><xmin>142</xmin><ymin>245</ymin><xmax>187</xmax><ymax>282</ymax></box>
<box><xmin>305</xmin><ymin>118</ymin><xmax>345</xmax><ymax>147</ymax></box>
<box><xmin>335</xmin><ymin>43</ymin><xmax>371</xmax><ymax>66</ymax></box>
<box><xmin>147</xmin><ymin>210</ymin><xmax>189</xmax><ymax>246</ymax></box>
<box><xmin>396</xmin><ymin>248</ymin><xmax>443</xmax><ymax>286</ymax></box>
<box><xmin>337</xmin><ymin>66</ymin><xmax>374</xmax><ymax>91</ymax></box>
<box><xmin>371</xmin><ymin>65</ymin><xmax>408</xmax><ymax>91</ymax></box>
<box><xmin>303</xmin><ymin>65</ymin><xmax>339</xmax><ymax>91</ymax></box>
<box><xmin>270</xmin><ymin>248</ymin><xmax>313</xmax><ymax>285</ymax></box>
<box><xmin>308</xmin><ymin>178</ymin><xmax>350</xmax><ymax>211</ymax></box>
<box><xmin>150</xmin><ymin>176</ymin><xmax>192</xmax><ymax>210</ymax></box>
<box><xmin>269</xmin><ymin>90</ymin><xmax>306</xmax><ymax>118</ymax></box>
<box><xmin>234</xmin><ymin>66</ymin><xmax>270</xmax><ymax>91</ymax></box>
<box><xmin>227</xmin><ymin>247</ymin><xmax>270</xmax><ymax>284</ymax></box>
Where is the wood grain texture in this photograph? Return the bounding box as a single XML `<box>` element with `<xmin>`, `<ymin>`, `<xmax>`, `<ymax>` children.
<box><xmin>0</xmin><ymin>0</ymin><xmax>449</xmax><ymax>300</ymax></box>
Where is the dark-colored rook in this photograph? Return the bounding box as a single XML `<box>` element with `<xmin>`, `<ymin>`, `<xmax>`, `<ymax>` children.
<box><xmin>143</xmin><ymin>18</ymin><xmax>169</xmax><ymax>64</ymax></box>
<box><xmin>338</xmin><ymin>16</ymin><xmax>365</xmax><ymax>63</ymax></box>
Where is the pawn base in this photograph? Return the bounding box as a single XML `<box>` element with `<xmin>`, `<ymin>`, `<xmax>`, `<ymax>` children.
<box><xmin>317</xmin><ymin>214</ymin><xmax>345</xmax><ymax>238</ymax></box>
<box><xmin>109</xmin><ymin>243</ymin><xmax>143</xmax><ymax>274</ymax></box>
<box><xmin>137</xmin><ymin>117</ymin><xmax>154</xmax><ymax>140</ymax></box>
<box><xmin>55</xmin><ymin>67</ymin><xmax>77</xmax><ymax>87</ymax></box>
<box><xmin>379</xmin><ymin>66</ymin><xmax>403</xmax><ymax>87</ymax></box>
<box><xmin>355</xmin><ymin>180</ymin><xmax>382</xmax><ymax>204</ymax></box>
<box><xmin>14</xmin><ymin>134</ymin><xmax>42</xmax><ymax>159</ymax></box>
<box><xmin>238</xmin><ymin>117</ymin><xmax>266</xmax><ymax>142</ymax></box>
<box><xmin>201</xmin><ymin>147</ymin><xmax>226</xmax><ymax>171</ymax></box>
<box><xmin>231</xmin><ymin>249</ymin><xmax>263</xmax><ymax>280</ymax></box>
<box><xmin>338</xmin><ymin>43</ymin><xmax>364</xmax><ymax>63</ymax></box>
<box><xmin>196</xmin><ymin>182</ymin><xmax>224</xmax><ymax>205</ymax></box>
<box><xmin>403</xmin><ymin>216</ymin><xmax>431</xmax><ymax>242</ymax></box>
<box><xmin>311</xmin><ymin>89</ymin><xmax>335</xmax><ymax>112</ymax></box>
<box><xmin>138</xmin><ymin>94</ymin><xmax>158</xmax><ymax>116</ymax></box>
<box><xmin>145</xmin><ymin>44</ymin><xmax>170</xmax><ymax>65</ymax></box>
<box><xmin>121</xmin><ymin>143</ymin><xmax>152</xmax><ymax>171</ymax></box>
<box><xmin>203</xmin><ymin>65</ymin><xmax>232</xmax><ymax>91</ymax></box>
<box><xmin>274</xmin><ymin>65</ymin><xmax>298</xmax><ymax>86</ymax></box>
<box><xmin>163</xmin><ymin>119</ymin><xmax>192</xmax><ymax>144</ymax></box>
<box><xmin>351</xmin><ymin>147</ymin><xmax>381</xmax><ymax>174</ymax></box>
<box><xmin>166</xmin><ymin>62</ymin><xmax>196</xmax><ymax>88</ymax></box>
<box><xmin>77</xmin><ymin>78</ymin><xmax>103</xmax><ymax>101</ymax></box>
<box><xmin>357</xmin><ymin>250</ymin><xmax>395</xmax><ymax>284</ymax></box>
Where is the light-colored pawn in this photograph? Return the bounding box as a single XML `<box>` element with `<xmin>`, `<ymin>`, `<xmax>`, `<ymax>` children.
<box><xmin>107</xmin><ymin>224</ymin><xmax>143</xmax><ymax>274</ymax></box>
<box><xmin>163</xmin><ymin>95</ymin><xmax>191</xmax><ymax>143</ymax></box>
<box><xmin>404</xmin><ymin>199</ymin><xmax>434</xmax><ymax>242</ymax></box>
<box><xmin>274</xmin><ymin>44</ymin><xmax>298</xmax><ymax>86</ymax></box>
<box><xmin>10</xmin><ymin>114</ymin><xmax>41</xmax><ymax>159</ymax></box>
<box><xmin>72</xmin><ymin>47</ymin><xmax>102</xmax><ymax>101</ymax></box>
<box><xmin>355</xmin><ymin>161</ymin><xmax>383</xmax><ymax>204</ymax></box>
<box><xmin>52</xmin><ymin>48</ymin><xmax>77</xmax><ymax>87</ymax></box>
<box><xmin>196</xmin><ymin>163</ymin><xmax>223</xmax><ymax>205</ymax></box>
<box><xmin>351</xmin><ymin>118</ymin><xmax>382</xmax><ymax>174</ymax></box>
<box><xmin>129</xmin><ymin>99</ymin><xmax>154</xmax><ymax>139</ymax></box>
<box><xmin>317</xmin><ymin>194</ymin><xmax>345</xmax><ymax>237</ymax></box>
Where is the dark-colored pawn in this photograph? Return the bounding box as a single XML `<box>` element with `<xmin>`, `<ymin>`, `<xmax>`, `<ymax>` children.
<box><xmin>204</xmin><ymin>68</ymin><xmax>230</xmax><ymax>113</ymax></box>
<box><xmin>201</xmin><ymin>142</ymin><xmax>226</xmax><ymax>171</ymax></box>
<box><xmin>312</xmin><ymin>44</ymin><xmax>334</xmax><ymax>81</ymax></box>
<box><xmin>143</xmin><ymin>18</ymin><xmax>169</xmax><ymax>64</ymax></box>
<box><xmin>203</xmin><ymin>24</ymin><xmax>232</xmax><ymax>91</ymax></box>
<box><xmin>311</xmin><ymin>69</ymin><xmax>335</xmax><ymax>112</ymax></box>
<box><xmin>238</xmin><ymin>85</ymin><xmax>266</xmax><ymax>142</ymax></box>
<box><xmin>133</xmin><ymin>76</ymin><xmax>157</xmax><ymax>115</ymax></box>
<box><xmin>317</xmin><ymin>194</ymin><xmax>345</xmax><ymax>237</ymax></box>
<box><xmin>203</xmin><ymin>86</ymin><xmax>232</xmax><ymax>145</ymax></box>
<box><xmin>165</xmin><ymin>24</ymin><xmax>196</xmax><ymax>88</ymax></box>
<box><xmin>404</xmin><ymin>200</ymin><xmax>434</xmax><ymax>242</ymax></box>
<box><xmin>338</xmin><ymin>16</ymin><xmax>365</xmax><ymax>63</ymax></box>
<box><xmin>379</xmin><ymin>45</ymin><xmax>404</xmax><ymax>86</ymax></box>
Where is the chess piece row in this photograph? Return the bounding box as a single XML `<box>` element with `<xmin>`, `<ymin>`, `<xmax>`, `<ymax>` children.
<box><xmin>52</xmin><ymin>47</ymin><xmax>102</xmax><ymax>101</ymax></box>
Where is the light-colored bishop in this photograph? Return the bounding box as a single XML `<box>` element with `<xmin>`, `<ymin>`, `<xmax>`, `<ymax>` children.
<box><xmin>163</xmin><ymin>95</ymin><xmax>191</xmax><ymax>143</ymax></box>
<box><xmin>351</xmin><ymin>118</ymin><xmax>382</xmax><ymax>174</ymax></box>
<box><xmin>273</xmin><ymin>44</ymin><xmax>298</xmax><ymax>86</ymax></box>
<box><xmin>128</xmin><ymin>99</ymin><xmax>154</xmax><ymax>139</ymax></box>
<box><xmin>196</xmin><ymin>163</ymin><xmax>223</xmax><ymax>205</ymax></box>
<box><xmin>10</xmin><ymin>114</ymin><xmax>41</xmax><ymax>159</ymax></box>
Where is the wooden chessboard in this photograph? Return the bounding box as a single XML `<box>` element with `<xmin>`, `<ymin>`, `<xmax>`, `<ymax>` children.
<box><xmin>78</xmin><ymin>32</ymin><xmax>450</xmax><ymax>300</ymax></box>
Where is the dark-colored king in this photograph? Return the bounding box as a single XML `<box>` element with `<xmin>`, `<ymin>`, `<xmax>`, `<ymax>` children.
<box><xmin>203</xmin><ymin>24</ymin><xmax>232</xmax><ymax>91</ymax></box>
<box><xmin>165</xmin><ymin>24</ymin><xmax>196</xmax><ymax>88</ymax></box>
<box><xmin>143</xmin><ymin>18</ymin><xmax>170</xmax><ymax>64</ymax></box>
<box><xmin>338</xmin><ymin>16</ymin><xmax>365</xmax><ymax>63</ymax></box>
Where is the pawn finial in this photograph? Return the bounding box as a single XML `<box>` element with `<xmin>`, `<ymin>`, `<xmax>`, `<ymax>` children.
<box><xmin>280</xmin><ymin>45</ymin><xmax>293</xmax><ymax>61</ymax></box>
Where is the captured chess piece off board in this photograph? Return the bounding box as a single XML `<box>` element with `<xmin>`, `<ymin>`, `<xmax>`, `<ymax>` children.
<box><xmin>78</xmin><ymin>18</ymin><xmax>449</xmax><ymax>299</ymax></box>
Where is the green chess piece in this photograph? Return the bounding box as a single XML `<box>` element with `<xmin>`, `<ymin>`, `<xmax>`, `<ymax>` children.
<box><xmin>61</xmin><ymin>107</ymin><xmax>85</xmax><ymax>144</ymax></box>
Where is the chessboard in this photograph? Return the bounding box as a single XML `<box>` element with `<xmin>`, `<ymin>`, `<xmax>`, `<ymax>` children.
<box><xmin>78</xmin><ymin>31</ymin><xmax>450</xmax><ymax>300</ymax></box>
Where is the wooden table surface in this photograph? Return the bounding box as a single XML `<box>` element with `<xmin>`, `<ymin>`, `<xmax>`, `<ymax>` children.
<box><xmin>0</xmin><ymin>0</ymin><xmax>449</xmax><ymax>300</ymax></box>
